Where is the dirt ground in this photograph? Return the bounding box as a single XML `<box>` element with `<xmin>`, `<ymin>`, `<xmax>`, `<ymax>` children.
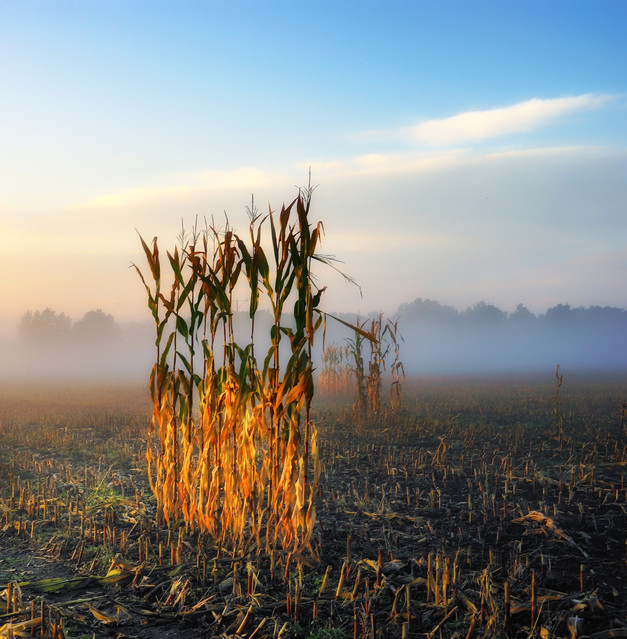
<box><xmin>1</xmin><ymin>376</ymin><xmax>626</xmax><ymax>638</ymax></box>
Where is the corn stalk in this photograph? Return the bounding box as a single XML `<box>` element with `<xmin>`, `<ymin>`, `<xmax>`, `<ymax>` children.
<box><xmin>348</xmin><ymin>314</ymin><xmax>404</xmax><ymax>425</ymax></box>
<box><xmin>133</xmin><ymin>187</ymin><xmax>336</xmax><ymax>554</ymax></box>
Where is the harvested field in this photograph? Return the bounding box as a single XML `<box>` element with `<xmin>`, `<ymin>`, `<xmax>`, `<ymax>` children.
<box><xmin>0</xmin><ymin>374</ymin><xmax>625</xmax><ymax>638</ymax></box>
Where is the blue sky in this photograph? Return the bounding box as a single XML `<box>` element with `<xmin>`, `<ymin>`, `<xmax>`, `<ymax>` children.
<box><xmin>1</xmin><ymin>0</ymin><xmax>626</xmax><ymax>331</ymax></box>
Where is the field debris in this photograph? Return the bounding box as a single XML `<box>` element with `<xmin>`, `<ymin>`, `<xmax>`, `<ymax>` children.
<box><xmin>513</xmin><ymin>510</ymin><xmax>590</xmax><ymax>557</ymax></box>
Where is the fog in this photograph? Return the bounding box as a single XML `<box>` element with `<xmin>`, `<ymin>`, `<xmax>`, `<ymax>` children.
<box><xmin>0</xmin><ymin>318</ymin><xmax>154</xmax><ymax>383</ymax></box>
<box><xmin>395</xmin><ymin>300</ymin><xmax>627</xmax><ymax>374</ymax></box>
<box><xmin>1</xmin><ymin>300</ymin><xmax>625</xmax><ymax>384</ymax></box>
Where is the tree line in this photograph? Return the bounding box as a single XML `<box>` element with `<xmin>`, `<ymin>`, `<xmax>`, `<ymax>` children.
<box><xmin>398</xmin><ymin>299</ymin><xmax>627</xmax><ymax>328</ymax></box>
<box><xmin>18</xmin><ymin>300</ymin><xmax>627</xmax><ymax>343</ymax></box>
<box><xmin>395</xmin><ymin>299</ymin><xmax>627</xmax><ymax>373</ymax></box>
<box><xmin>8</xmin><ymin>308</ymin><xmax>152</xmax><ymax>381</ymax></box>
<box><xmin>10</xmin><ymin>299</ymin><xmax>627</xmax><ymax>377</ymax></box>
<box><xmin>18</xmin><ymin>308</ymin><xmax>122</xmax><ymax>346</ymax></box>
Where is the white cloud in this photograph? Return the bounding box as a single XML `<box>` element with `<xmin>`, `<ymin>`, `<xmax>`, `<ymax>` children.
<box><xmin>355</xmin><ymin>94</ymin><xmax>611</xmax><ymax>147</ymax></box>
<box><xmin>410</xmin><ymin>94</ymin><xmax>610</xmax><ymax>145</ymax></box>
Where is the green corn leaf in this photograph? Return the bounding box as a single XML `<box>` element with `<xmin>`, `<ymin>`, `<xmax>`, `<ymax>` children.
<box><xmin>176</xmin><ymin>279</ymin><xmax>195</xmax><ymax>311</ymax></box>
<box><xmin>237</xmin><ymin>237</ymin><xmax>251</xmax><ymax>266</ymax></box>
<box><xmin>176</xmin><ymin>314</ymin><xmax>189</xmax><ymax>340</ymax></box>
<box><xmin>177</xmin><ymin>351</ymin><xmax>193</xmax><ymax>375</ymax></box>
<box><xmin>21</xmin><ymin>576</ymin><xmax>92</xmax><ymax>593</ymax></box>
<box><xmin>156</xmin><ymin>316</ymin><xmax>171</xmax><ymax>344</ymax></box>
<box><xmin>96</xmin><ymin>568</ymin><xmax>133</xmax><ymax>586</ymax></box>
<box><xmin>311</xmin><ymin>286</ymin><xmax>326</xmax><ymax>309</ymax></box>
<box><xmin>159</xmin><ymin>331</ymin><xmax>175</xmax><ymax>367</ymax></box>
<box><xmin>280</xmin><ymin>199</ymin><xmax>295</xmax><ymax>236</ymax></box>
<box><xmin>269</xmin><ymin>208</ymin><xmax>279</xmax><ymax>261</ymax></box>
<box><xmin>168</xmin><ymin>250</ymin><xmax>185</xmax><ymax>285</ymax></box>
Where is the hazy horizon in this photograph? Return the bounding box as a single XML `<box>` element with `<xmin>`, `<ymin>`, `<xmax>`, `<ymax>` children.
<box><xmin>2</xmin><ymin>300</ymin><xmax>625</xmax><ymax>381</ymax></box>
<box><xmin>1</xmin><ymin>2</ymin><xmax>625</xmax><ymax>335</ymax></box>
<box><xmin>1</xmin><ymin>296</ymin><xmax>626</xmax><ymax>340</ymax></box>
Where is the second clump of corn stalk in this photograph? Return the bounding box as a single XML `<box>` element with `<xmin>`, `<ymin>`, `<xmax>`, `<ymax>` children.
<box><xmin>349</xmin><ymin>314</ymin><xmax>404</xmax><ymax>424</ymax></box>
<box><xmin>135</xmin><ymin>188</ymin><xmax>330</xmax><ymax>555</ymax></box>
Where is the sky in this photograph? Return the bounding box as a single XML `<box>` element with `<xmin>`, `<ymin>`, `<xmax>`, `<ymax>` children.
<box><xmin>1</xmin><ymin>0</ymin><xmax>626</xmax><ymax>336</ymax></box>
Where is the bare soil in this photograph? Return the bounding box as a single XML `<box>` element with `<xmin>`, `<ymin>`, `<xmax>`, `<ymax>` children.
<box><xmin>1</xmin><ymin>375</ymin><xmax>626</xmax><ymax>638</ymax></box>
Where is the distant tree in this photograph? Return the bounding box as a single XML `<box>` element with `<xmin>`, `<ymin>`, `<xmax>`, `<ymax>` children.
<box><xmin>18</xmin><ymin>308</ymin><xmax>72</xmax><ymax>345</ymax></box>
<box><xmin>398</xmin><ymin>298</ymin><xmax>459</xmax><ymax>324</ymax></box>
<box><xmin>73</xmin><ymin>309</ymin><xmax>120</xmax><ymax>343</ymax></box>
<box><xmin>578</xmin><ymin>305</ymin><xmax>627</xmax><ymax>325</ymax></box>
<box><xmin>544</xmin><ymin>304</ymin><xmax>575</xmax><ymax>323</ymax></box>
<box><xmin>462</xmin><ymin>301</ymin><xmax>507</xmax><ymax>325</ymax></box>
<box><xmin>509</xmin><ymin>303</ymin><xmax>536</xmax><ymax>323</ymax></box>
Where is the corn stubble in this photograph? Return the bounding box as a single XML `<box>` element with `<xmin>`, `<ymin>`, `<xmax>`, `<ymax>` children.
<box><xmin>134</xmin><ymin>189</ymin><xmax>329</xmax><ymax>554</ymax></box>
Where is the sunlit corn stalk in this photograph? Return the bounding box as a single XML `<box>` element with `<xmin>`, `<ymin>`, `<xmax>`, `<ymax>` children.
<box><xmin>133</xmin><ymin>234</ymin><xmax>179</xmax><ymax>523</ymax></box>
<box><xmin>134</xmin><ymin>186</ymin><xmax>336</xmax><ymax>554</ymax></box>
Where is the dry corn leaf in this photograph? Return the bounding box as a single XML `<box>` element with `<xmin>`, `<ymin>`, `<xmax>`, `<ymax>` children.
<box><xmin>53</xmin><ymin>607</ymin><xmax>88</xmax><ymax>624</ymax></box>
<box><xmin>456</xmin><ymin>591</ymin><xmax>478</xmax><ymax>614</ymax></box>
<box><xmin>509</xmin><ymin>599</ymin><xmax>531</xmax><ymax>615</ymax></box>
<box><xmin>0</xmin><ymin>616</ymin><xmax>42</xmax><ymax>638</ymax></box>
<box><xmin>509</xmin><ymin>594</ymin><xmax>563</xmax><ymax>615</ymax></box>
<box><xmin>110</xmin><ymin>557</ymin><xmax>139</xmax><ymax>573</ymax></box>
<box><xmin>361</xmin><ymin>559</ymin><xmax>378</xmax><ymax>572</ymax></box>
<box><xmin>513</xmin><ymin>510</ymin><xmax>589</xmax><ymax>558</ymax></box>
<box><xmin>399</xmin><ymin>575</ymin><xmax>427</xmax><ymax>586</ymax></box>
<box><xmin>86</xmin><ymin>604</ymin><xmax>117</xmax><ymax>624</ymax></box>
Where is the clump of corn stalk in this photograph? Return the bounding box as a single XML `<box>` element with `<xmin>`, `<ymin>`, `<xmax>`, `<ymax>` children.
<box><xmin>348</xmin><ymin>314</ymin><xmax>404</xmax><ymax>424</ymax></box>
<box><xmin>319</xmin><ymin>344</ymin><xmax>353</xmax><ymax>396</ymax></box>
<box><xmin>134</xmin><ymin>187</ymin><xmax>343</xmax><ymax>555</ymax></box>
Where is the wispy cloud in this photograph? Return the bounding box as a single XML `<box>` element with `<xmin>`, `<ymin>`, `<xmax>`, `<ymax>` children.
<box><xmin>303</xmin><ymin>149</ymin><xmax>469</xmax><ymax>180</ymax></box>
<box><xmin>356</xmin><ymin>94</ymin><xmax>611</xmax><ymax>146</ymax></box>
<box><xmin>72</xmin><ymin>167</ymin><xmax>289</xmax><ymax>210</ymax></box>
<box><xmin>306</xmin><ymin>144</ymin><xmax>601</xmax><ymax>182</ymax></box>
<box><xmin>67</xmin><ymin>94</ymin><xmax>613</xmax><ymax>214</ymax></box>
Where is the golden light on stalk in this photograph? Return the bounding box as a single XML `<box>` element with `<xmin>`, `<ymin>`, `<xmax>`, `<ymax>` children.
<box><xmin>134</xmin><ymin>186</ymin><xmax>347</xmax><ymax>554</ymax></box>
